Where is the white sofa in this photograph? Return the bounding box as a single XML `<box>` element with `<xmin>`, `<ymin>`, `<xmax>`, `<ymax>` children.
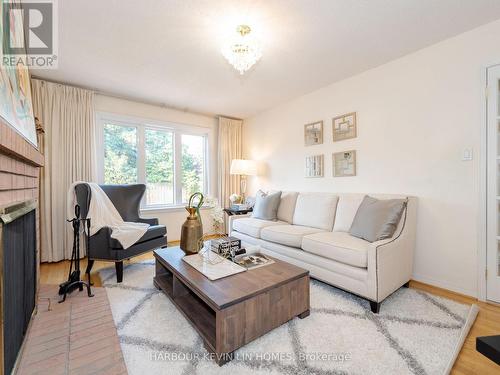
<box><xmin>229</xmin><ymin>192</ymin><xmax>417</xmax><ymax>313</ymax></box>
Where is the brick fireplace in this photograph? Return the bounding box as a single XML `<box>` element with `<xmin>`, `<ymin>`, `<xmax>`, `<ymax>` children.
<box><xmin>0</xmin><ymin>120</ymin><xmax>43</xmax><ymax>375</ymax></box>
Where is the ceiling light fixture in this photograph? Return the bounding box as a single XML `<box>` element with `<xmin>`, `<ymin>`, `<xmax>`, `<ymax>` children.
<box><xmin>221</xmin><ymin>24</ymin><xmax>262</xmax><ymax>75</ymax></box>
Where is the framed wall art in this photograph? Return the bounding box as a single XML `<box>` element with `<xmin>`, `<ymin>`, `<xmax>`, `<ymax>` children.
<box><xmin>305</xmin><ymin>154</ymin><xmax>324</xmax><ymax>178</ymax></box>
<box><xmin>0</xmin><ymin>1</ymin><xmax>37</xmax><ymax>147</ymax></box>
<box><xmin>333</xmin><ymin>150</ymin><xmax>356</xmax><ymax>177</ymax></box>
<box><xmin>332</xmin><ymin>112</ymin><xmax>356</xmax><ymax>142</ymax></box>
<box><xmin>304</xmin><ymin>121</ymin><xmax>323</xmax><ymax>146</ymax></box>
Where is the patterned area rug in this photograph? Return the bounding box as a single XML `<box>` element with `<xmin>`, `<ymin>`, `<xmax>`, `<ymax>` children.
<box><xmin>99</xmin><ymin>261</ymin><xmax>478</xmax><ymax>375</ymax></box>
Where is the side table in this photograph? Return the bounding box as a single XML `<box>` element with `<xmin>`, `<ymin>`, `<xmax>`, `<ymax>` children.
<box><xmin>477</xmin><ymin>335</ymin><xmax>500</xmax><ymax>365</ymax></box>
<box><xmin>223</xmin><ymin>208</ymin><xmax>253</xmax><ymax>216</ymax></box>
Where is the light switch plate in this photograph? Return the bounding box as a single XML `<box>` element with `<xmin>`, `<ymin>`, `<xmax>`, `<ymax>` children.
<box><xmin>462</xmin><ymin>148</ymin><xmax>473</xmax><ymax>161</ymax></box>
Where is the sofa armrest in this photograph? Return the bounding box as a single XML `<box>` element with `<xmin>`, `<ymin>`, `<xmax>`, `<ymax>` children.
<box><xmin>228</xmin><ymin>213</ymin><xmax>252</xmax><ymax>236</ymax></box>
<box><xmin>367</xmin><ymin>197</ymin><xmax>417</xmax><ymax>302</ymax></box>
<box><xmin>137</xmin><ymin>217</ymin><xmax>159</xmax><ymax>225</ymax></box>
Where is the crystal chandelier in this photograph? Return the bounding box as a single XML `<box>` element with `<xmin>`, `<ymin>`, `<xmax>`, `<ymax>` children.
<box><xmin>222</xmin><ymin>25</ymin><xmax>262</xmax><ymax>75</ymax></box>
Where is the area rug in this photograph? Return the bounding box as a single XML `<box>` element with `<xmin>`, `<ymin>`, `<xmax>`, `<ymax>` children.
<box><xmin>99</xmin><ymin>261</ymin><xmax>478</xmax><ymax>375</ymax></box>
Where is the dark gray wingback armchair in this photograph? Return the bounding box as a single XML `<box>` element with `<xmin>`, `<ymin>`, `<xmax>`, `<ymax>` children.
<box><xmin>75</xmin><ymin>183</ymin><xmax>167</xmax><ymax>283</ymax></box>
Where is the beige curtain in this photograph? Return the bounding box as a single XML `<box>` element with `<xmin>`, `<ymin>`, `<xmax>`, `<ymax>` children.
<box><xmin>217</xmin><ymin>116</ymin><xmax>242</xmax><ymax>209</ymax></box>
<box><xmin>31</xmin><ymin>79</ymin><xmax>96</xmax><ymax>262</ymax></box>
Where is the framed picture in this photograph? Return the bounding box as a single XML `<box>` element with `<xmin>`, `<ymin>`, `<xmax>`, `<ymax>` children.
<box><xmin>0</xmin><ymin>1</ymin><xmax>37</xmax><ymax>147</ymax></box>
<box><xmin>332</xmin><ymin>112</ymin><xmax>356</xmax><ymax>142</ymax></box>
<box><xmin>304</xmin><ymin>121</ymin><xmax>323</xmax><ymax>146</ymax></box>
<box><xmin>333</xmin><ymin>150</ymin><xmax>356</xmax><ymax>177</ymax></box>
<box><xmin>305</xmin><ymin>154</ymin><xmax>324</xmax><ymax>178</ymax></box>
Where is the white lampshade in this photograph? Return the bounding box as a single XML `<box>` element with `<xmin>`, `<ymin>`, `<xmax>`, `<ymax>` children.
<box><xmin>230</xmin><ymin>159</ymin><xmax>257</xmax><ymax>176</ymax></box>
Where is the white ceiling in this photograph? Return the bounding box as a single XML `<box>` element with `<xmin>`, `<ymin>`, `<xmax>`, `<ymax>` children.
<box><xmin>34</xmin><ymin>0</ymin><xmax>500</xmax><ymax>118</ymax></box>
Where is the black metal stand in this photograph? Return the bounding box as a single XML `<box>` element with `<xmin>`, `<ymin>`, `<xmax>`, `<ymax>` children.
<box><xmin>58</xmin><ymin>205</ymin><xmax>94</xmax><ymax>303</ymax></box>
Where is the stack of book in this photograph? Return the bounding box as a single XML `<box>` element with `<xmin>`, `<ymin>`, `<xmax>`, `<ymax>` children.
<box><xmin>230</xmin><ymin>204</ymin><xmax>249</xmax><ymax>210</ymax></box>
<box><xmin>210</xmin><ymin>237</ymin><xmax>246</xmax><ymax>259</ymax></box>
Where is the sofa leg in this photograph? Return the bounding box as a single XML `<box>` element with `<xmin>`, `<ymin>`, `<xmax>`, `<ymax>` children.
<box><xmin>115</xmin><ymin>261</ymin><xmax>124</xmax><ymax>283</ymax></box>
<box><xmin>370</xmin><ymin>301</ymin><xmax>381</xmax><ymax>314</ymax></box>
<box><xmin>85</xmin><ymin>259</ymin><xmax>95</xmax><ymax>285</ymax></box>
<box><xmin>402</xmin><ymin>281</ymin><xmax>410</xmax><ymax>288</ymax></box>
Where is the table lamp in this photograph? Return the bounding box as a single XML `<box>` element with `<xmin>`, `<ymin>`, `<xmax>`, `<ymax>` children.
<box><xmin>230</xmin><ymin>159</ymin><xmax>257</xmax><ymax>201</ymax></box>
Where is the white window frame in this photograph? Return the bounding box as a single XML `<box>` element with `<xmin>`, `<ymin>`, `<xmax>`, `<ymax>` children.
<box><xmin>96</xmin><ymin>112</ymin><xmax>210</xmax><ymax>210</ymax></box>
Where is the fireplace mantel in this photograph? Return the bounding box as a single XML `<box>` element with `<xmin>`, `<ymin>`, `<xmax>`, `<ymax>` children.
<box><xmin>0</xmin><ymin>120</ymin><xmax>43</xmax><ymax>168</ymax></box>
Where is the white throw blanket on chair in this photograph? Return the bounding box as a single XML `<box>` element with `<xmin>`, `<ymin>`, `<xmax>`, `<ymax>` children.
<box><xmin>67</xmin><ymin>182</ymin><xmax>149</xmax><ymax>249</ymax></box>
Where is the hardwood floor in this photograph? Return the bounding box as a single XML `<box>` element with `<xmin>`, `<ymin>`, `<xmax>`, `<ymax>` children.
<box><xmin>39</xmin><ymin>252</ymin><xmax>154</xmax><ymax>287</ymax></box>
<box><xmin>40</xmin><ymin>251</ymin><xmax>500</xmax><ymax>374</ymax></box>
<box><xmin>410</xmin><ymin>281</ymin><xmax>500</xmax><ymax>374</ymax></box>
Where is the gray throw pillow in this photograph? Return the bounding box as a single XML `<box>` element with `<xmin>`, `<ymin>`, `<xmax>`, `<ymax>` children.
<box><xmin>349</xmin><ymin>196</ymin><xmax>407</xmax><ymax>242</ymax></box>
<box><xmin>252</xmin><ymin>190</ymin><xmax>282</xmax><ymax>221</ymax></box>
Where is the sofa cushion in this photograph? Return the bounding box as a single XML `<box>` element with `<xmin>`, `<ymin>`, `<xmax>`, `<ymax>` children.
<box><xmin>261</xmin><ymin>225</ymin><xmax>324</xmax><ymax>248</ymax></box>
<box><xmin>110</xmin><ymin>225</ymin><xmax>166</xmax><ymax>249</ymax></box>
<box><xmin>292</xmin><ymin>193</ymin><xmax>338</xmax><ymax>230</ymax></box>
<box><xmin>301</xmin><ymin>231</ymin><xmax>371</xmax><ymax>268</ymax></box>
<box><xmin>252</xmin><ymin>190</ymin><xmax>282</xmax><ymax>220</ymax></box>
<box><xmin>333</xmin><ymin>194</ymin><xmax>365</xmax><ymax>232</ymax></box>
<box><xmin>232</xmin><ymin>218</ymin><xmax>284</xmax><ymax>238</ymax></box>
<box><xmin>277</xmin><ymin>191</ymin><xmax>299</xmax><ymax>223</ymax></box>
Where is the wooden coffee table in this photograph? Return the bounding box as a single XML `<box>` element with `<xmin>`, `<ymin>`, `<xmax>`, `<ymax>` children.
<box><xmin>153</xmin><ymin>246</ymin><xmax>310</xmax><ymax>365</ymax></box>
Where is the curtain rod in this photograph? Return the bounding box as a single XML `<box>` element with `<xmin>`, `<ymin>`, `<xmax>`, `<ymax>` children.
<box><xmin>30</xmin><ymin>75</ymin><xmax>225</xmax><ymax>120</ymax></box>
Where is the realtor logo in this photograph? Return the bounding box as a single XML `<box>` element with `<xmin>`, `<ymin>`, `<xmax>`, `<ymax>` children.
<box><xmin>2</xmin><ymin>0</ymin><xmax>58</xmax><ymax>69</ymax></box>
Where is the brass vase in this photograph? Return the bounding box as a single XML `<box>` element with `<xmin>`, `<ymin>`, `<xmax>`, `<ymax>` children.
<box><xmin>180</xmin><ymin>193</ymin><xmax>204</xmax><ymax>254</ymax></box>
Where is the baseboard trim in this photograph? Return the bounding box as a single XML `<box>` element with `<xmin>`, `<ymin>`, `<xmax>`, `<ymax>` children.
<box><xmin>411</xmin><ymin>273</ymin><xmax>476</xmax><ymax>298</ymax></box>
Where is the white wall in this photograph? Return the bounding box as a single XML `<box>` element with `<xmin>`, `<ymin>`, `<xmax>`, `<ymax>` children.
<box><xmin>94</xmin><ymin>95</ymin><xmax>218</xmax><ymax>241</ymax></box>
<box><xmin>244</xmin><ymin>19</ymin><xmax>500</xmax><ymax>297</ymax></box>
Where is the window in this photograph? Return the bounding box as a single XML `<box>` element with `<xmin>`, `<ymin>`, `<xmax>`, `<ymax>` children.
<box><xmin>99</xmin><ymin>115</ymin><xmax>209</xmax><ymax>208</ymax></box>
<box><xmin>145</xmin><ymin>129</ymin><xmax>174</xmax><ymax>205</ymax></box>
<box><xmin>181</xmin><ymin>134</ymin><xmax>206</xmax><ymax>202</ymax></box>
<box><xmin>103</xmin><ymin>124</ymin><xmax>137</xmax><ymax>184</ymax></box>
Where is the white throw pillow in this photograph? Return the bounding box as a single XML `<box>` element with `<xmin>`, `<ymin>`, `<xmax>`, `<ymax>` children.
<box><xmin>292</xmin><ymin>193</ymin><xmax>338</xmax><ymax>230</ymax></box>
<box><xmin>277</xmin><ymin>191</ymin><xmax>299</xmax><ymax>223</ymax></box>
<box><xmin>333</xmin><ymin>194</ymin><xmax>366</xmax><ymax>232</ymax></box>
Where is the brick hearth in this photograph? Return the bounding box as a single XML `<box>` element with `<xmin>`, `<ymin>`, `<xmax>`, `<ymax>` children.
<box><xmin>16</xmin><ymin>285</ymin><xmax>127</xmax><ymax>375</ymax></box>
